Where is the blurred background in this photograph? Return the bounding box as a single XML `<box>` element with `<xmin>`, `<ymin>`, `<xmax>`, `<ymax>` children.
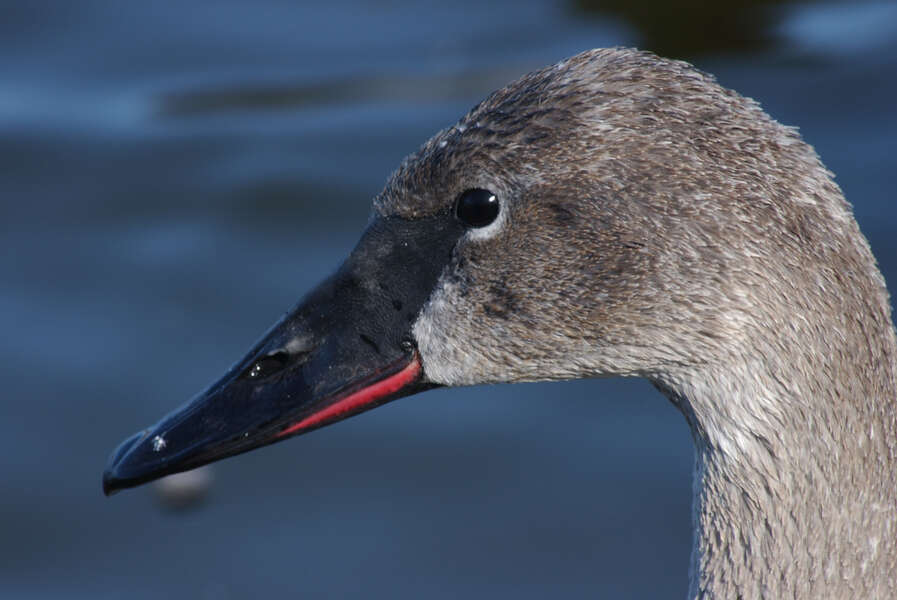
<box><xmin>2</xmin><ymin>1</ymin><xmax>895</xmax><ymax>598</ymax></box>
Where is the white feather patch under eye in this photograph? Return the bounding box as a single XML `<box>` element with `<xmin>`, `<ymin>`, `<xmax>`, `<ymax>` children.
<box><xmin>412</xmin><ymin>278</ymin><xmax>477</xmax><ymax>386</ymax></box>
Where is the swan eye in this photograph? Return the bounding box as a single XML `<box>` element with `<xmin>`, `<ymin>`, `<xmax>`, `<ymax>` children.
<box><xmin>244</xmin><ymin>351</ymin><xmax>290</xmax><ymax>380</ymax></box>
<box><xmin>455</xmin><ymin>188</ymin><xmax>499</xmax><ymax>228</ymax></box>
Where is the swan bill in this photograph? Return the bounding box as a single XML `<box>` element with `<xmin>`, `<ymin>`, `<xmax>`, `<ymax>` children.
<box><xmin>102</xmin><ymin>214</ymin><xmax>462</xmax><ymax>495</ymax></box>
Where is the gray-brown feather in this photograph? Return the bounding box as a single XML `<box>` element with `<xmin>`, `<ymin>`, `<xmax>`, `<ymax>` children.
<box><xmin>376</xmin><ymin>48</ymin><xmax>897</xmax><ymax>599</ymax></box>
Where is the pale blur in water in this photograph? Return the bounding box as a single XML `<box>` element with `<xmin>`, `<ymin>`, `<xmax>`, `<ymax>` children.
<box><xmin>2</xmin><ymin>1</ymin><xmax>896</xmax><ymax>598</ymax></box>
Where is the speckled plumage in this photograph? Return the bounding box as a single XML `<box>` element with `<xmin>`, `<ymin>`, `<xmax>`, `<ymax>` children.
<box><xmin>377</xmin><ymin>49</ymin><xmax>897</xmax><ymax>598</ymax></box>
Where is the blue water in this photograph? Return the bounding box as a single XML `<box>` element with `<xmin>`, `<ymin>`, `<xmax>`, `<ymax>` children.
<box><xmin>2</xmin><ymin>1</ymin><xmax>895</xmax><ymax>598</ymax></box>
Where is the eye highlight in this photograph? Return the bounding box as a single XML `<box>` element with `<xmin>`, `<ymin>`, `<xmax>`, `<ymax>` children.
<box><xmin>455</xmin><ymin>188</ymin><xmax>499</xmax><ymax>228</ymax></box>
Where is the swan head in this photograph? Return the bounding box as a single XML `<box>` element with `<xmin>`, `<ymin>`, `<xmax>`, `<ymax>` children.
<box><xmin>392</xmin><ymin>48</ymin><xmax>871</xmax><ymax>387</ymax></box>
<box><xmin>103</xmin><ymin>48</ymin><xmax>882</xmax><ymax>493</ymax></box>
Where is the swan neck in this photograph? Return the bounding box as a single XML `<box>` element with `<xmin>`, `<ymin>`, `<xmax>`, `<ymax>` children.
<box><xmin>657</xmin><ymin>353</ymin><xmax>897</xmax><ymax>599</ymax></box>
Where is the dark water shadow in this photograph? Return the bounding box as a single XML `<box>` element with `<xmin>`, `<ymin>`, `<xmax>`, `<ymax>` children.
<box><xmin>573</xmin><ymin>0</ymin><xmax>811</xmax><ymax>58</ymax></box>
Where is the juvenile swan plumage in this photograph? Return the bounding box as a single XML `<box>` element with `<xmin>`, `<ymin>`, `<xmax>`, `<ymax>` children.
<box><xmin>104</xmin><ymin>49</ymin><xmax>897</xmax><ymax>599</ymax></box>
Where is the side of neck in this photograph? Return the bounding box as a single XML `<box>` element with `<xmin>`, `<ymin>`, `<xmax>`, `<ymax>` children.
<box><xmin>656</xmin><ymin>349</ymin><xmax>897</xmax><ymax>599</ymax></box>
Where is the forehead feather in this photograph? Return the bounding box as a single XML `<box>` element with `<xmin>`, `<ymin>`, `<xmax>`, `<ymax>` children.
<box><xmin>373</xmin><ymin>47</ymin><xmax>769</xmax><ymax>220</ymax></box>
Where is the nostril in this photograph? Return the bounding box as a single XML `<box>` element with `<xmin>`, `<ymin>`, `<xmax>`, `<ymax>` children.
<box><xmin>243</xmin><ymin>350</ymin><xmax>291</xmax><ymax>380</ymax></box>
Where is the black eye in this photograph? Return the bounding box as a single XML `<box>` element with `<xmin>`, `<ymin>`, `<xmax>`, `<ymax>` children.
<box><xmin>455</xmin><ymin>188</ymin><xmax>500</xmax><ymax>228</ymax></box>
<box><xmin>243</xmin><ymin>351</ymin><xmax>290</xmax><ymax>380</ymax></box>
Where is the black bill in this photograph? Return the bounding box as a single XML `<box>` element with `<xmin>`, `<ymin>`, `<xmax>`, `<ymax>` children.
<box><xmin>102</xmin><ymin>213</ymin><xmax>463</xmax><ymax>495</ymax></box>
